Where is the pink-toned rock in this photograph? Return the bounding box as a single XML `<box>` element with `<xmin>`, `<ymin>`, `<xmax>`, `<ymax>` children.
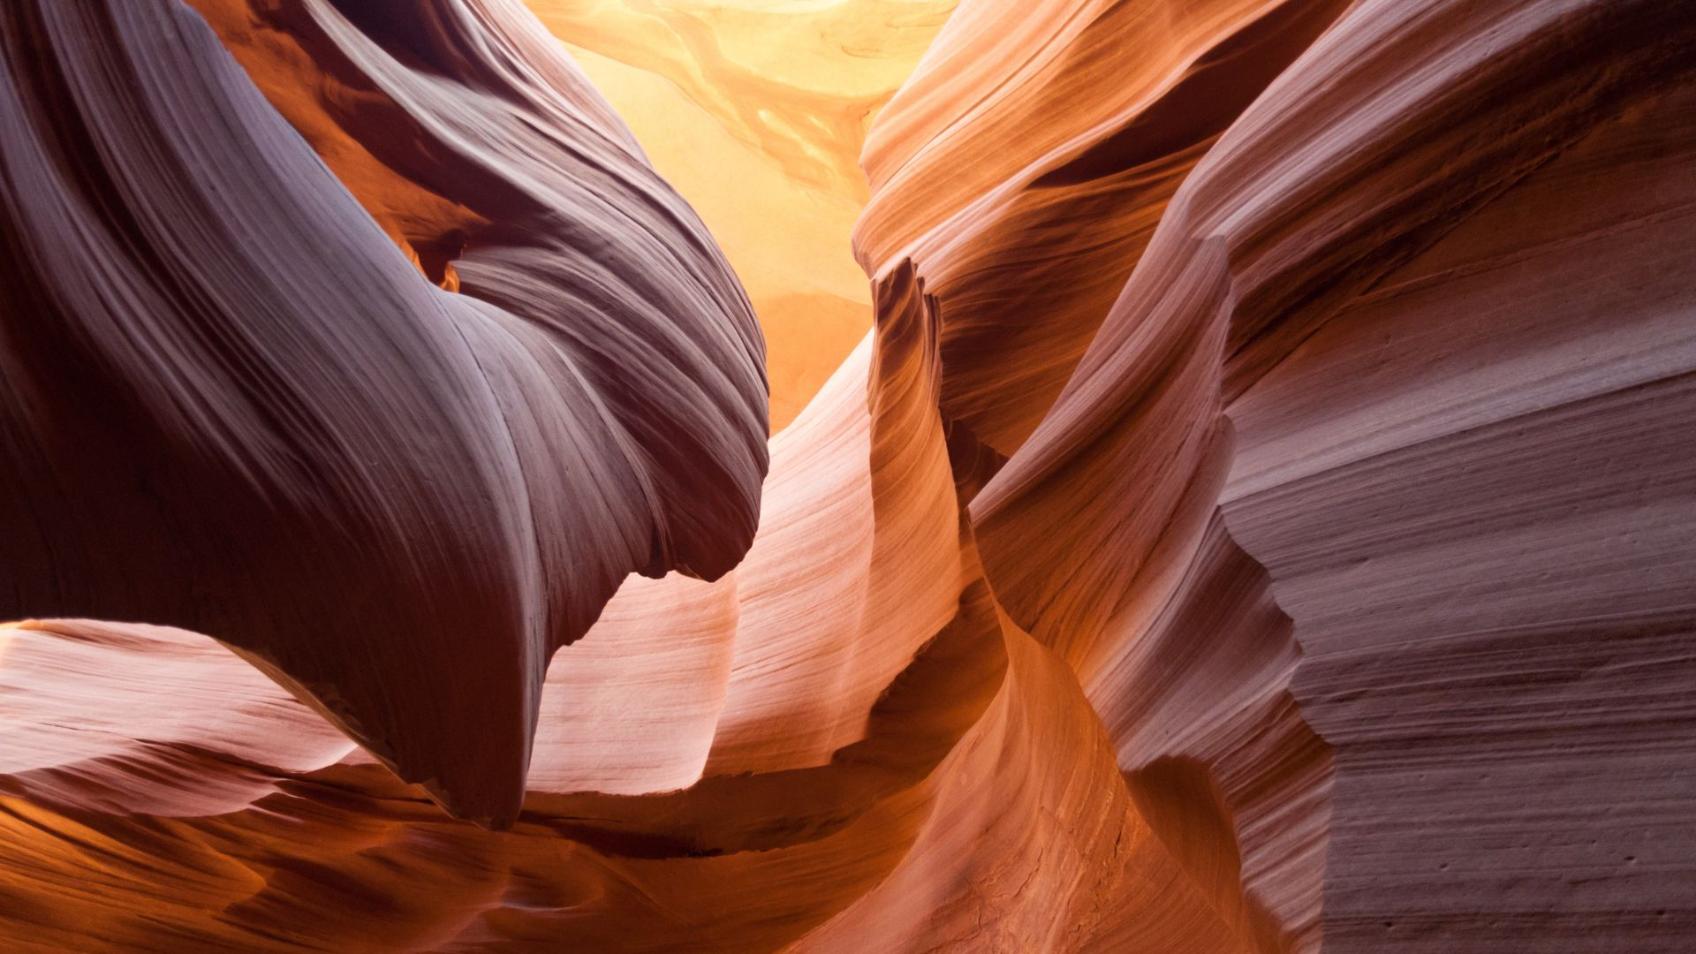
<box><xmin>0</xmin><ymin>0</ymin><xmax>766</xmax><ymax>825</ymax></box>
<box><xmin>1</xmin><ymin>0</ymin><xmax>1693</xmax><ymax>950</ymax></box>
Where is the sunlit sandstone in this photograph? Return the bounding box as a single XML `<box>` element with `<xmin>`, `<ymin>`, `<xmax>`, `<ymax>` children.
<box><xmin>1</xmin><ymin>0</ymin><xmax>1693</xmax><ymax>951</ymax></box>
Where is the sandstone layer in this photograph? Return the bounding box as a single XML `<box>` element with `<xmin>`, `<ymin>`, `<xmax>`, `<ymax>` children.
<box><xmin>1</xmin><ymin>0</ymin><xmax>1693</xmax><ymax>951</ymax></box>
<box><xmin>0</xmin><ymin>0</ymin><xmax>768</xmax><ymax>826</ymax></box>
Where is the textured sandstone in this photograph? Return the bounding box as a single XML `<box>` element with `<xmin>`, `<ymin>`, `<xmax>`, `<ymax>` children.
<box><xmin>1</xmin><ymin>0</ymin><xmax>1693</xmax><ymax>950</ymax></box>
<box><xmin>0</xmin><ymin>0</ymin><xmax>767</xmax><ymax>825</ymax></box>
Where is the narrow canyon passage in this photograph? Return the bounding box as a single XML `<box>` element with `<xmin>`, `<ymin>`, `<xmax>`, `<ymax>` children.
<box><xmin>1</xmin><ymin>1</ymin><xmax>1693</xmax><ymax>952</ymax></box>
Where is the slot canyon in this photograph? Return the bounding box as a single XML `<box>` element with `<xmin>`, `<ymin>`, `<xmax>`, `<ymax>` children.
<box><xmin>1</xmin><ymin>0</ymin><xmax>1693</xmax><ymax>951</ymax></box>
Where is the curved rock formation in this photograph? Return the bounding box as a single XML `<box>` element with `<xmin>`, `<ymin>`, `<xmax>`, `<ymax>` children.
<box><xmin>528</xmin><ymin>0</ymin><xmax>957</xmax><ymax>429</ymax></box>
<box><xmin>2</xmin><ymin>0</ymin><xmax>1694</xmax><ymax>950</ymax></box>
<box><xmin>949</xmin><ymin>0</ymin><xmax>1696</xmax><ymax>948</ymax></box>
<box><xmin>0</xmin><ymin>0</ymin><xmax>767</xmax><ymax>825</ymax></box>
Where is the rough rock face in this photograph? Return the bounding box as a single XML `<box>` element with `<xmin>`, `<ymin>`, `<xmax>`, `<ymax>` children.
<box><xmin>2</xmin><ymin>0</ymin><xmax>1694</xmax><ymax>951</ymax></box>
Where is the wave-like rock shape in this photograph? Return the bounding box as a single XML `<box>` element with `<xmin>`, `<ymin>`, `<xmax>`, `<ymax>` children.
<box><xmin>0</xmin><ymin>0</ymin><xmax>767</xmax><ymax>826</ymax></box>
<box><xmin>951</xmin><ymin>0</ymin><xmax>1696</xmax><ymax>948</ymax></box>
<box><xmin>0</xmin><ymin>266</ymin><xmax>1230</xmax><ymax>951</ymax></box>
<box><xmin>857</xmin><ymin>0</ymin><xmax>1352</xmax><ymax>452</ymax></box>
<box><xmin>2</xmin><ymin>0</ymin><xmax>1694</xmax><ymax>950</ymax></box>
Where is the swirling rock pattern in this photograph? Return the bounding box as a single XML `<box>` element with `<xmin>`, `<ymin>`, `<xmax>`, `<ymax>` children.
<box><xmin>0</xmin><ymin>0</ymin><xmax>766</xmax><ymax>826</ymax></box>
<box><xmin>2</xmin><ymin>0</ymin><xmax>1694</xmax><ymax>951</ymax></box>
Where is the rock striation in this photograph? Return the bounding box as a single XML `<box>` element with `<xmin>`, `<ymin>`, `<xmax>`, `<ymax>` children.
<box><xmin>0</xmin><ymin>0</ymin><xmax>767</xmax><ymax>826</ymax></box>
<box><xmin>1</xmin><ymin>0</ymin><xmax>1693</xmax><ymax>951</ymax></box>
<box><xmin>526</xmin><ymin>0</ymin><xmax>957</xmax><ymax>430</ymax></box>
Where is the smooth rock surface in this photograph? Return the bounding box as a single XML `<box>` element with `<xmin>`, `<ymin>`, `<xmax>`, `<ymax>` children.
<box><xmin>0</xmin><ymin>0</ymin><xmax>767</xmax><ymax>826</ymax></box>
<box><xmin>1</xmin><ymin>0</ymin><xmax>1693</xmax><ymax>950</ymax></box>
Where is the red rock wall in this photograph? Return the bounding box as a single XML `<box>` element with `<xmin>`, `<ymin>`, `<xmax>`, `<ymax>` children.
<box><xmin>1</xmin><ymin>0</ymin><xmax>1692</xmax><ymax>951</ymax></box>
